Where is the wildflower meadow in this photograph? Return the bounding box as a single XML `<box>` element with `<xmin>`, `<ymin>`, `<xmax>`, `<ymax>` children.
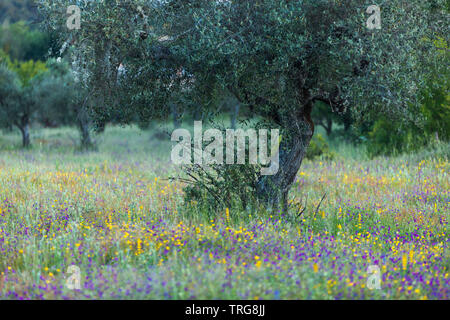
<box><xmin>0</xmin><ymin>0</ymin><xmax>448</xmax><ymax>304</ymax></box>
<box><xmin>0</xmin><ymin>126</ymin><xmax>448</xmax><ymax>300</ymax></box>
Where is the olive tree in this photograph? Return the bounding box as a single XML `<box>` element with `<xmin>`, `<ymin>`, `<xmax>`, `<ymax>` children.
<box><xmin>38</xmin><ymin>0</ymin><xmax>448</xmax><ymax>210</ymax></box>
<box><xmin>0</xmin><ymin>64</ymin><xmax>22</xmax><ymax>137</ymax></box>
<box><xmin>0</xmin><ymin>58</ymin><xmax>47</xmax><ymax>147</ymax></box>
<box><xmin>36</xmin><ymin>58</ymin><xmax>96</xmax><ymax>149</ymax></box>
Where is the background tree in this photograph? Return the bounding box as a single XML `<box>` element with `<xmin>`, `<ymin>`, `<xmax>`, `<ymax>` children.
<box><xmin>0</xmin><ymin>56</ymin><xmax>47</xmax><ymax>147</ymax></box>
<box><xmin>367</xmin><ymin>35</ymin><xmax>449</xmax><ymax>157</ymax></box>
<box><xmin>35</xmin><ymin>58</ymin><xmax>97</xmax><ymax>150</ymax></box>
<box><xmin>0</xmin><ymin>20</ymin><xmax>52</xmax><ymax>61</ymax></box>
<box><xmin>0</xmin><ymin>0</ymin><xmax>39</xmax><ymax>24</ymax></box>
<box><xmin>39</xmin><ymin>0</ymin><xmax>448</xmax><ymax>210</ymax></box>
<box><xmin>0</xmin><ymin>63</ymin><xmax>21</xmax><ymax>135</ymax></box>
<box><xmin>311</xmin><ymin>100</ymin><xmax>338</xmax><ymax>136</ymax></box>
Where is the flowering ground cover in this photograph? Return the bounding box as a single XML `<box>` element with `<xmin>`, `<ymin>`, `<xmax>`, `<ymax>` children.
<box><xmin>0</xmin><ymin>126</ymin><xmax>448</xmax><ymax>299</ymax></box>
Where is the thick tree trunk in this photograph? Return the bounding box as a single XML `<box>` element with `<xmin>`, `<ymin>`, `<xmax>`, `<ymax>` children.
<box><xmin>256</xmin><ymin>108</ymin><xmax>314</xmax><ymax>213</ymax></box>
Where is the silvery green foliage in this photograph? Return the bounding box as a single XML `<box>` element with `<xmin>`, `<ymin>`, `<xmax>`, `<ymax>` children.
<box><xmin>34</xmin><ymin>58</ymin><xmax>79</xmax><ymax>126</ymax></box>
<box><xmin>37</xmin><ymin>0</ymin><xmax>170</xmax><ymax>124</ymax></box>
<box><xmin>37</xmin><ymin>0</ymin><xmax>448</xmax><ymax>125</ymax></box>
<box><xmin>0</xmin><ymin>63</ymin><xmax>36</xmax><ymax>127</ymax></box>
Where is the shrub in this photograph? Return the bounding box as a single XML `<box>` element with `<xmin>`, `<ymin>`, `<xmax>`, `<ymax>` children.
<box><xmin>183</xmin><ymin>163</ymin><xmax>260</xmax><ymax>212</ymax></box>
<box><xmin>306</xmin><ymin>134</ymin><xmax>334</xmax><ymax>160</ymax></box>
<box><xmin>366</xmin><ymin>38</ymin><xmax>449</xmax><ymax>158</ymax></box>
<box><xmin>180</xmin><ymin>122</ymin><xmax>273</xmax><ymax>212</ymax></box>
<box><xmin>367</xmin><ymin>78</ymin><xmax>449</xmax><ymax>158</ymax></box>
<box><xmin>367</xmin><ymin>120</ymin><xmax>411</xmax><ymax>157</ymax></box>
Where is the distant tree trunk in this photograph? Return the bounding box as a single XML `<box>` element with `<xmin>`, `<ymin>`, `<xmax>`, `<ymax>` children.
<box><xmin>21</xmin><ymin>124</ymin><xmax>30</xmax><ymax>148</ymax></box>
<box><xmin>95</xmin><ymin>119</ymin><xmax>106</xmax><ymax>133</ymax></box>
<box><xmin>15</xmin><ymin>115</ymin><xmax>31</xmax><ymax>148</ymax></box>
<box><xmin>41</xmin><ymin>118</ymin><xmax>58</xmax><ymax>128</ymax></box>
<box><xmin>171</xmin><ymin>103</ymin><xmax>181</xmax><ymax>128</ymax></box>
<box><xmin>317</xmin><ymin>119</ymin><xmax>333</xmax><ymax>136</ymax></box>
<box><xmin>230</xmin><ymin>103</ymin><xmax>240</xmax><ymax>129</ymax></box>
<box><xmin>193</xmin><ymin>106</ymin><xmax>202</xmax><ymax>121</ymax></box>
<box><xmin>325</xmin><ymin>118</ymin><xmax>332</xmax><ymax>136</ymax></box>
<box><xmin>78</xmin><ymin>119</ymin><xmax>94</xmax><ymax>150</ymax></box>
<box><xmin>77</xmin><ymin>107</ymin><xmax>94</xmax><ymax>150</ymax></box>
<box><xmin>256</xmin><ymin>102</ymin><xmax>314</xmax><ymax>212</ymax></box>
<box><xmin>343</xmin><ymin>113</ymin><xmax>351</xmax><ymax>131</ymax></box>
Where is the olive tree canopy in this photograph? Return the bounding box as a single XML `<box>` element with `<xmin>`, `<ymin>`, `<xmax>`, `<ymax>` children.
<box><xmin>38</xmin><ymin>0</ymin><xmax>449</xmax><ymax>209</ymax></box>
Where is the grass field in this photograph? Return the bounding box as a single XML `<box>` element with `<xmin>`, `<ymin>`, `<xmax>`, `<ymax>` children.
<box><xmin>0</xmin><ymin>125</ymin><xmax>448</xmax><ymax>299</ymax></box>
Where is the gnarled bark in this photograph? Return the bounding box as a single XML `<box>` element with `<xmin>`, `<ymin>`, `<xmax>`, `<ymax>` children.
<box><xmin>256</xmin><ymin>102</ymin><xmax>315</xmax><ymax>213</ymax></box>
